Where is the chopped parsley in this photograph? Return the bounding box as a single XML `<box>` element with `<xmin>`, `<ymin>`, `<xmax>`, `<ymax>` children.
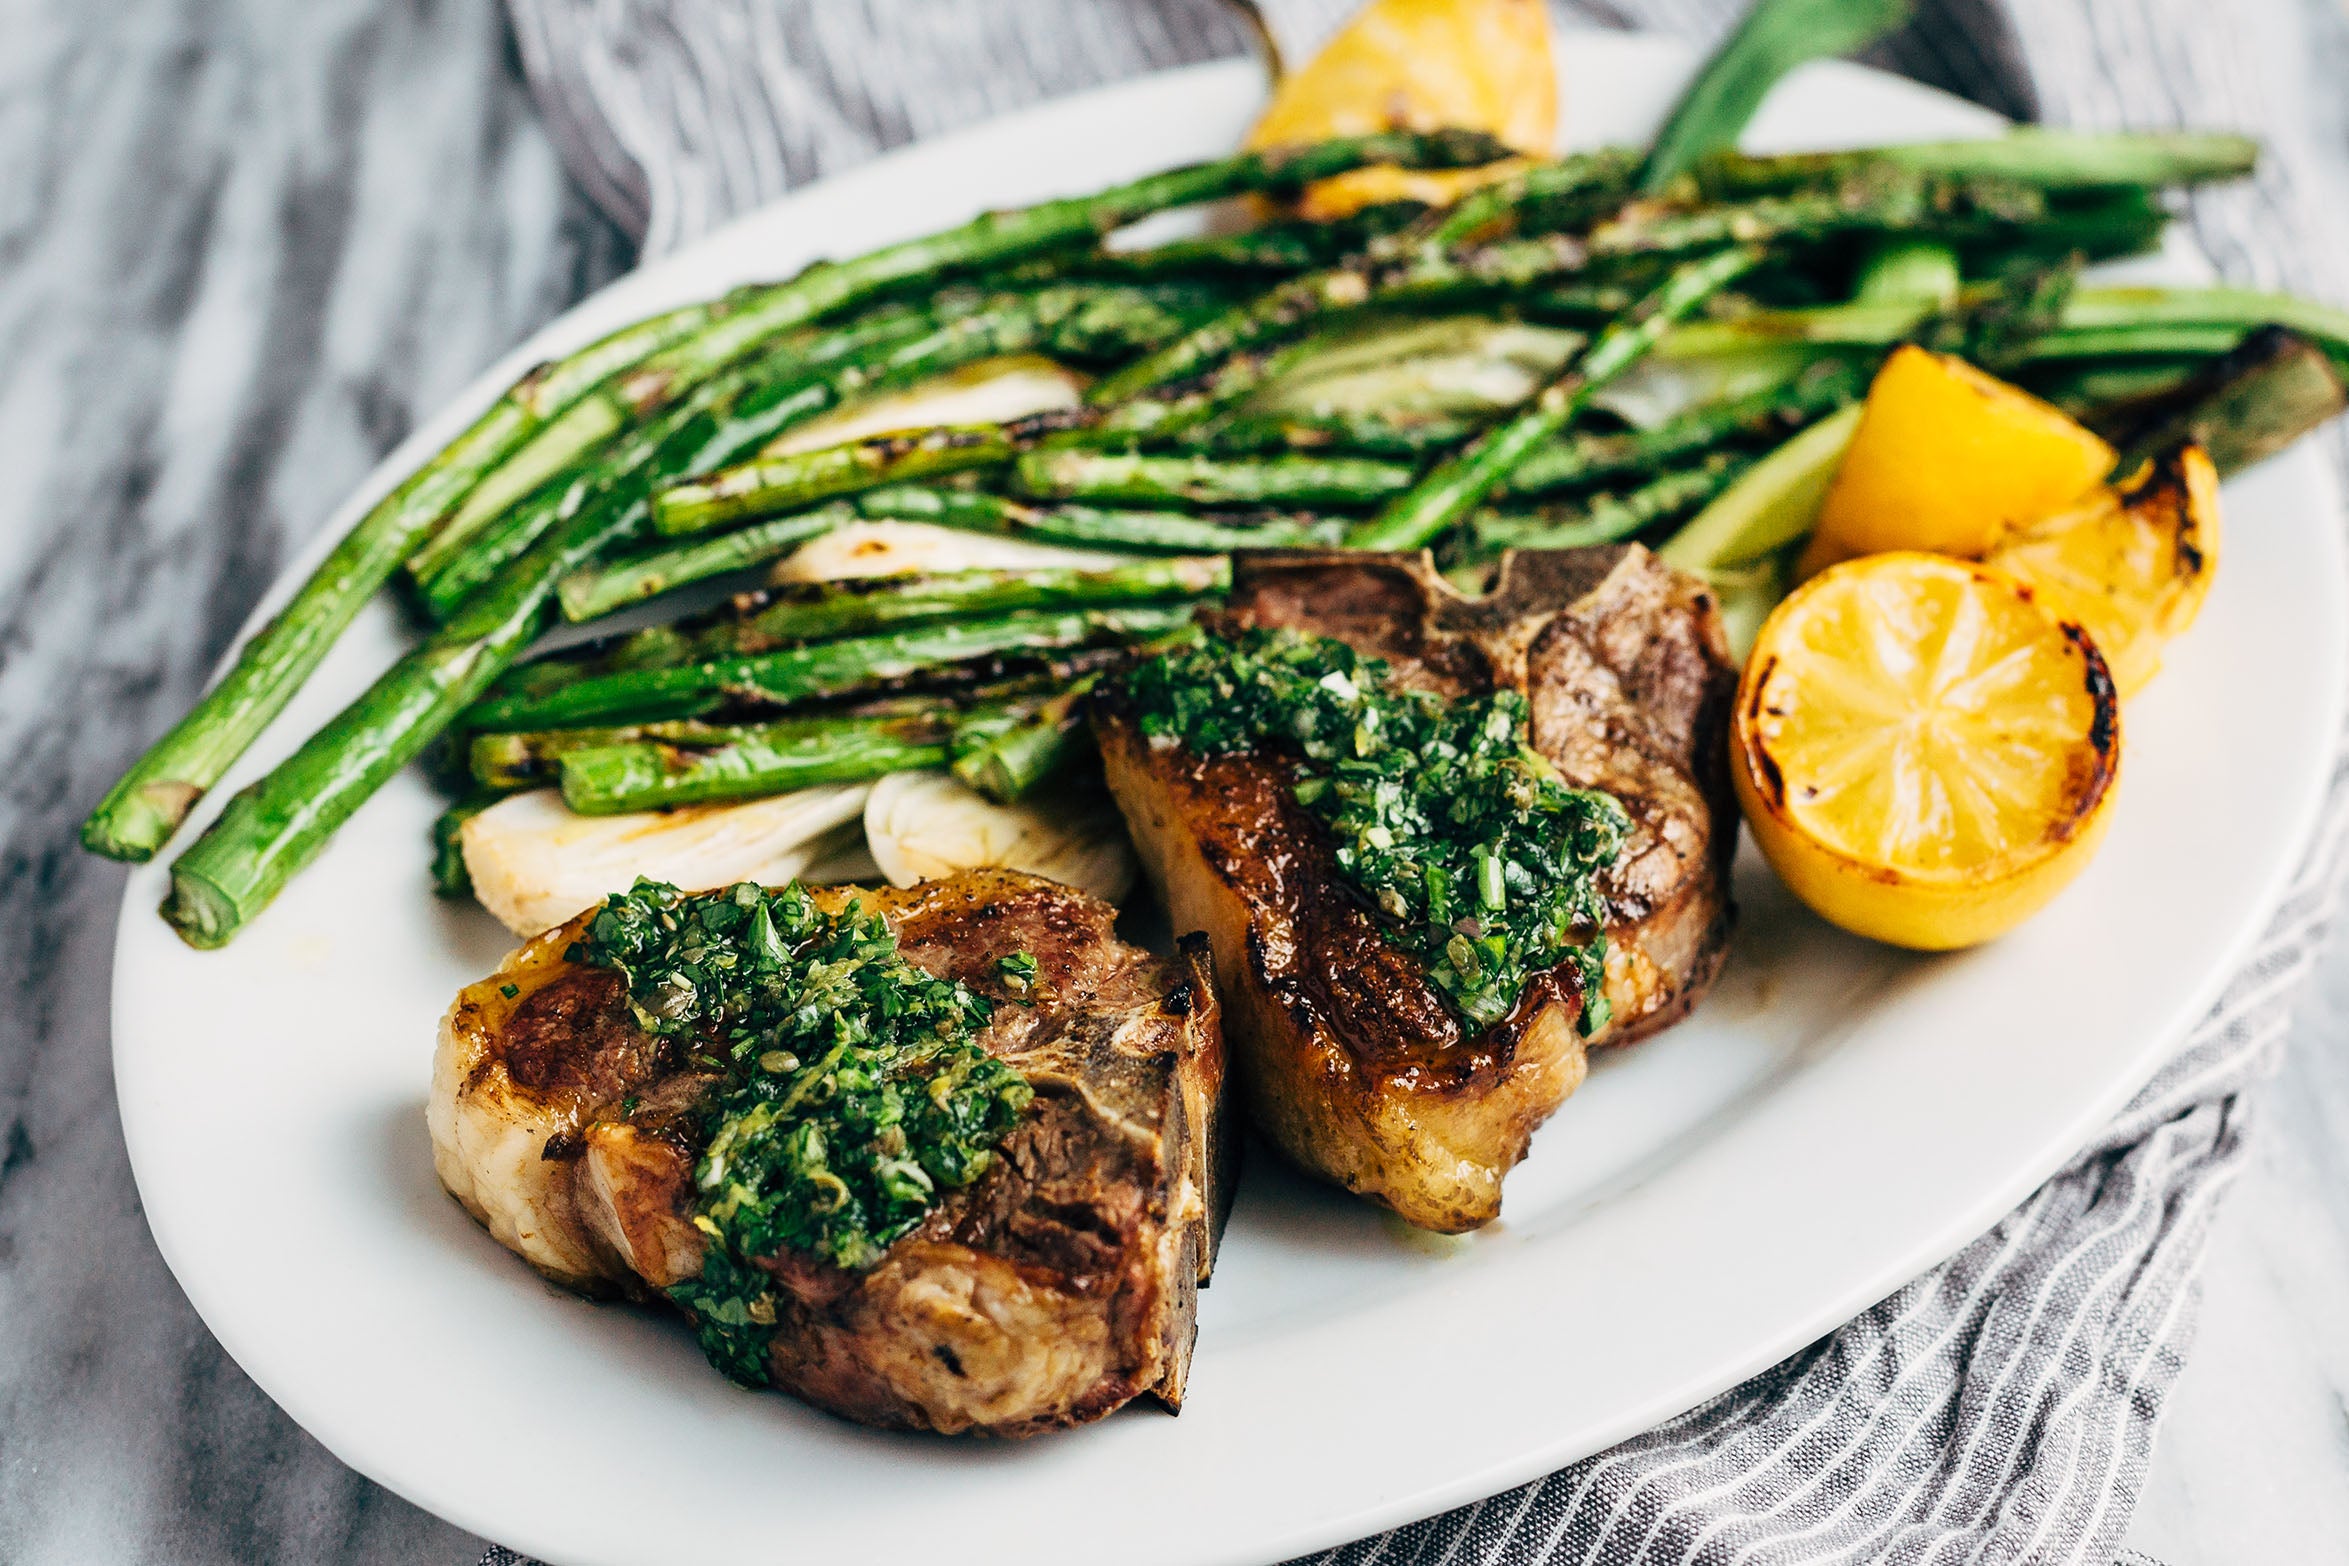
<box><xmin>995</xmin><ymin>950</ymin><xmax>1040</xmax><ymax>993</ymax></box>
<box><xmin>571</xmin><ymin>879</ymin><xmax>1033</xmax><ymax>1384</ymax></box>
<box><xmin>1123</xmin><ymin>627</ymin><xmax>1626</xmax><ymax>1034</ymax></box>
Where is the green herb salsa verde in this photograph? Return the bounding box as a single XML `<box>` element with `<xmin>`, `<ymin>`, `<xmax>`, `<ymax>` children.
<box><xmin>1122</xmin><ymin>627</ymin><xmax>1628</xmax><ymax>1035</ymax></box>
<box><xmin>571</xmin><ymin>879</ymin><xmax>1033</xmax><ymax>1384</ymax></box>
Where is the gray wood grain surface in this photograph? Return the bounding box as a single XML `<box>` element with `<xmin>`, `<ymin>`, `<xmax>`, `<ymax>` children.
<box><xmin>0</xmin><ymin>2</ymin><xmax>2341</xmax><ymax>1561</ymax></box>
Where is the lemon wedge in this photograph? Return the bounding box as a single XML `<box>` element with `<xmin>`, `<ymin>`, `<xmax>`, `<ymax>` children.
<box><xmin>1733</xmin><ymin>551</ymin><xmax>2121</xmax><ymax>949</ymax></box>
<box><xmin>1800</xmin><ymin>346</ymin><xmax>2116</xmax><ymax>577</ymax></box>
<box><xmin>1985</xmin><ymin>443</ymin><xmax>2221</xmax><ymax>697</ymax></box>
<box><xmin>1246</xmin><ymin>0</ymin><xmax>1557</xmax><ymax>219</ymax></box>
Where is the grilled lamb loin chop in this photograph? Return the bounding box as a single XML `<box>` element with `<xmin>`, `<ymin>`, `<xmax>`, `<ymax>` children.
<box><xmin>1095</xmin><ymin>546</ymin><xmax>1735</xmax><ymax>1233</ymax></box>
<box><xmin>430</xmin><ymin>869</ymin><xmax>1230</xmax><ymax>1436</ymax></box>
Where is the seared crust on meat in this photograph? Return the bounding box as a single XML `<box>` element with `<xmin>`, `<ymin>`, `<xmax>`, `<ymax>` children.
<box><xmin>1095</xmin><ymin>546</ymin><xmax>1736</xmax><ymax>1233</ymax></box>
<box><xmin>429</xmin><ymin>870</ymin><xmax>1230</xmax><ymax>1436</ymax></box>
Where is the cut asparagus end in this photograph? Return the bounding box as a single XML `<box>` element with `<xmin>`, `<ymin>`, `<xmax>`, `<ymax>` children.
<box><xmin>1853</xmin><ymin>239</ymin><xmax>1961</xmax><ymax>306</ymax></box>
<box><xmin>430</xmin><ymin>795</ymin><xmax>498</xmax><ymax>898</ymax></box>
<box><xmin>82</xmin><ymin>778</ymin><xmax>203</xmax><ymax>862</ymax></box>
<box><xmin>160</xmin><ymin>863</ymin><xmax>247</xmax><ymax>950</ymax></box>
<box><xmin>951</xmin><ymin>678</ymin><xmax>1099</xmax><ymax>803</ymax></box>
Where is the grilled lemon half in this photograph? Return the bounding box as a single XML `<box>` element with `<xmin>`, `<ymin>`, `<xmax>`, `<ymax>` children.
<box><xmin>1733</xmin><ymin>552</ymin><xmax>2121</xmax><ymax>950</ymax></box>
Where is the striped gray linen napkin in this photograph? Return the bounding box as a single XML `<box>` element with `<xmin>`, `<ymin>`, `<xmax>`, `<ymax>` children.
<box><xmin>483</xmin><ymin>2</ymin><xmax>2349</xmax><ymax>1561</ymax></box>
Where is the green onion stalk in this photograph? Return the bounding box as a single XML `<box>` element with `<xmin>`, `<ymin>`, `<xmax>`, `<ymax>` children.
<box><xmin>1637</xmin><ymin>0</ymin><xmax>1917</xmax><ymax>193</ymax></box>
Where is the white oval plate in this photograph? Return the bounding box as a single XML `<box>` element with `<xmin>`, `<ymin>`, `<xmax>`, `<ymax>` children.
<box><xmin>113</xmin><ymin>33</ymin><xmax>2346</xmax><ymax>1566</ymax></box>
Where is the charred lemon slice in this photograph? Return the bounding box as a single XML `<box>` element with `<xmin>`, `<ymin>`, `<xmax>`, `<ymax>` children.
<box><xmin>1984</xmin><ymin>443</ymin><xmax>2221</xmax><ymax>698</ymax></box>
<box><xmin>1245</xmin><ymin>0</ymin><xmax>1557</xmax><ymax>219</ymax></box>
<box><xmin>1733</xmin><ymin>552</ymin><xmax>2121</xmax><ymax>950</ymax></box>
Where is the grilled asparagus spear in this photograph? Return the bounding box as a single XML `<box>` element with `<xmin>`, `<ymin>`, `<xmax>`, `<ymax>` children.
<box><xmin>409</xmin><ymin>304</ymin><xmax>940</xmax><ymax>616</ymax></box>
<box><xmin>1014</xmin><ymin>447</ymin><xmax>1418</xmax><ymax>508</ymax></box>
<box><xmin>1011</xmin><ymin>360</ymin><xmax>1864</xmax><ymax>509</ymax></box>
<box><xmin>92</xmin><ymin>128</ymin><xmax>1510</xmax><ymax>867</ymax></box>
<box><xmin>416</xmin><ymin>282</ymin><xmax>1224</xmax><ymax>615</ymax></box>
<box><xmin>1078</xmin><ymin>174</ymin><xmax>2042</xmax><ymax>446</ymax></box>
<box><xmin>162</xmin><ymin>339</ymin><xmax>889</xmax><ymax>942</ymax></box>
<box><xmin>461</xmin><ymin>605</ymin><xmax>1195</xmax><ymax>732</ymax></box>
<box><xmin>1178</xmin><ymin>409</ymin><xmax>1483</xmax><ymax>456</ymax></box>
<box><xmin>1461</xmin><ymin>451</ymin><xmax>1756</xmax><ymax>555</ymax></box>
<box><xmin>555</xmin><ymin>505</ymin><xmax>856</xmax><ymax>623</ymax></box>
<box><xmin>557</xmin><ymin>707</ymin><xmax>987</xmax><ymax>814</ymax></box>
<box><xmin>404</xmin><ymin>299</ymin><xmax>929</xmax><ymax>593</ymax></box>
<box><xmin>1351</xmin><ymin>247</ymin><xmax>1766</xmax><ymax>550</ymax></box>
<box><xmin>559</xmin><ymin>487</ymin><xmax>1316</xmax><ymax>619</ymax></box>
<box><xmin>78</xmin><ymin>298</ymin><xmax>716</xmax><ymax>861</ymax></box>
<box><xmin>651</xmin><ymin>419</ymin><xmax>1052</xmax><ymax>536</ymax></box>
<box><xmin>504</xmin><ymin>556</ymin><xmax>1222</xmax><ymax>702</ymax></box>
<box><xmin>1693</xmin><ymin>129</ymin><xmax>2262</xmax><ymax>198</ymax></box>
<box><xmin>469</xmin><ymin>718</ymin><xmax>748</xmax><ymax>792</ymax></box>
<box><xmin>858</xmin><ymin>485</ymin><xmax>1347</xmax><ymax>553</ymax></box>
